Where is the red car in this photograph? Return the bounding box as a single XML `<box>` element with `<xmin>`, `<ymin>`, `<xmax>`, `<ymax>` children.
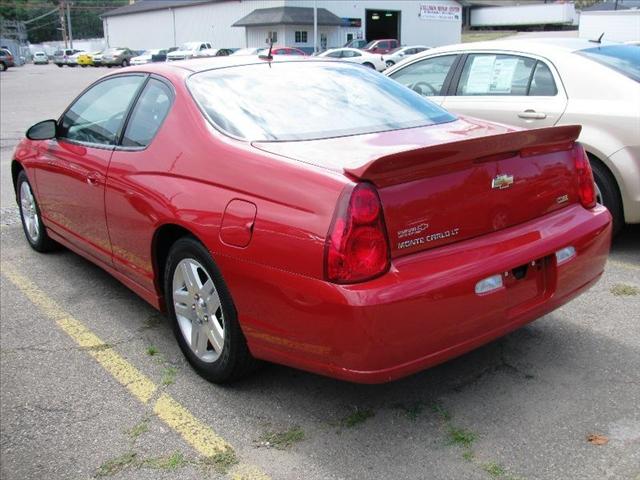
<box><xmin>12</xmin><ymin>57</ymin><xmax>611</xmax><ymax>384</ymax></box>
<box><xmin>362</xmin><ymin>39</ymin><xmax>399</xmax><ymax>54</ymax></box>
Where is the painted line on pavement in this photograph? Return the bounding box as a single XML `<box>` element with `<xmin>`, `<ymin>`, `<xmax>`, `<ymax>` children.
<box><xmin>1</xmin><ymin>262</ymin><xmax>270</xmax><ymax>480</ymax></box>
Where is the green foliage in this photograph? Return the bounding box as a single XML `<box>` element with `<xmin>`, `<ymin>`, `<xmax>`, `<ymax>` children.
<box><xmin>0</xmin><ymin>1</ymin><xmax>128</xmax><ymax>44</ymax></box>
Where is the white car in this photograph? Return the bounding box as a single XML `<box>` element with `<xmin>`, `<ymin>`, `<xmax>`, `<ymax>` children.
<box><xmin>66</xmin><ymin>51</ymin><xmax>85</xmax><ymax>67</ymax></box>
<box><xmin>33</xmin><ymin>51</ymin><xmax>48</xmax><ymax>65</ymax></box>
<box><xmin>131</xmin><ymin>49</ymin><xmax>166</xmax><ymax>65</ymax></box>
<box><xmin>317</xmin><ymin>48</ymin><xmax>386</xmax><ymax>71</ymax></box>
<box><xmin>231</xmin><ymin>47</ymin><xmax>263</xmax><ymax>56</ymax></box>
<box><xmin>167</xmin><ymin>42</ymin><xmax>213</xmax><ymax>61</ymax></box>
<box><xmin>383</xmin><ymin>45</ymin><xmax>430</xmax><ymax>68</ymax></box>
<box><xmin>385</xmin><ymin>38</ymin><xmax>640</xmax><ymax>233</ymax></box>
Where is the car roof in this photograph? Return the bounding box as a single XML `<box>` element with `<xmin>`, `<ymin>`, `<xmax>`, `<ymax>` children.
<box><xmin>422</xmin><ymin>37</ymin><xmax>621</xmax><ymax>58</ymax></box>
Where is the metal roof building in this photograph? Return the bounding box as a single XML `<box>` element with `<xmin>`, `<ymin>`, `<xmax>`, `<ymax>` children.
<box><xmin>101</xmin><ymin>0</ymin><xmax>463</xmax><ymax>51</ymax></box>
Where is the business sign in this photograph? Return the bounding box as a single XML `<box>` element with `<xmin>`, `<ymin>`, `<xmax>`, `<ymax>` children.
<box><xmin>341</xmin><ymin>17</ymin><xmax>362</xmax><ymax>28</ymax></box>
<box><xmin>419</xmin><ymin>3</ymin><xmax>461</xmax><ymax>21</ymax></box>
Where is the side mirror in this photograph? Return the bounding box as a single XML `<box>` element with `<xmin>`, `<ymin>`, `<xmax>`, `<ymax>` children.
<box><xmin>26</xmin><ymin>119</ymin><xmax>57</xmax><ymax>140</ymax></box>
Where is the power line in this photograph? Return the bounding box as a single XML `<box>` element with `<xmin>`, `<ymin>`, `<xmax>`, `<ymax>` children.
<box><xmin>23</xmin><ymin>7</ymin><xmax>59</xmax><ymax>24</ymax></box>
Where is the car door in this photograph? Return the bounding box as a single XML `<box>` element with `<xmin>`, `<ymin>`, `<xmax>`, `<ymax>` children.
<box><xmin>34</xmin><ymin>74</ymin><xmax>147</xmax><ymax>265</ymax></box>
<box><xmin>442</xmin><ymin>52</ymin><xmax>567</xmax><ymax>128</ymax></box>
<box><xmin>386</xmin><ymin>54</ymin><xmax>460</xmax><ymax>105</ymax></box>
<box><xmin>105</xmin><ymin>77</ymin><xmax>174</xmax><ymax>291</ymax></box>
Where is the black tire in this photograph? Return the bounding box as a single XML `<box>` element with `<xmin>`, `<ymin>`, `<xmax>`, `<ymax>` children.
<box><xmin>590</xmin><ymin>156</ymin><xmax>623</xmax><ymax>235</ymax></box>
<box><xmin>16</xmin><ymin>171</ymin><xmax>58</xmax><ymax>252</ymax></box>
<box><xmin>362</xmin><ymin>62</ymin><xmax>375</xmax><ymax>69</ymax></box>
<box><xmin>121</xmin><ymin>59</ymin><xmax>129</xmax><ymax>67</ymax></box>
<box><xmin>164</xmin><ymin>237</ymin><xmax>259</xmax><ymax>383</ymax></box>
<box><xmin>385</xmin><ymin>60</ymin><xmax>395</xmax><ymax>68</ymax></box>
<box><xmin>56</xmin><ymin>63</ymin><xmax>63</xmax><ymax>68</ymax></box>
<box><xmin>0</xmin><ymin>62</ymin><xmax>7</xmax><ymax>71</ymax></box>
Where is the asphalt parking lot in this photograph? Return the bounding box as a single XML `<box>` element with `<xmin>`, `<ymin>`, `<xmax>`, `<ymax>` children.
<box><xmin>1</xmin><ymin>64</ymin><xmax>639</xmax><ymax>480</ymax></box>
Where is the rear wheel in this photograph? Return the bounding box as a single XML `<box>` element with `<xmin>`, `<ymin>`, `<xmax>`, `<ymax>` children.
<box><xmin>17</xmin><ymin>171</ymin><xmax>57</xmax><ymax>252</ymax></box>
<box><xmin>590</xmin><ymin>156</ymin><xmax>623</xmax><ymax>235</ymax></box>
<box><xmin>0</xmin><ymin>62</ymin><xmax>7</xmax><ymax>71</ymax></box>
<box><xmin>164</xmin><ymin>237</ymin><xmax>258</xmax><ymax>383</ymax></box>
<box><xmin>362</xmin><ymin>62</ymin><xmax>375</xmax><ymax>69</ymax></box>
<box><xmin>121</xmin><ymin>59</ymin><xmax>129</xmax><ymax>67</ymax></box>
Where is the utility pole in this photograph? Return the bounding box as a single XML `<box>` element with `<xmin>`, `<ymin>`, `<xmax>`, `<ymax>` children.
<box><xmin>66</xmin><ymin>1</ymin><xmax>73</xmax><ymax>50</ymax></box>
<box><xmin>313</xmin><ymin>0</ymin><xmax>318</xmax><ymax>54</ymax></box>
<box><xmin>59</xmin><ymin>1</ymin><xmax>68</xmax><ymax>49</ymax></box>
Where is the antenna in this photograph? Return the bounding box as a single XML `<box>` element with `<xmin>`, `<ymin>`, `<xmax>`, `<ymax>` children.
<box><xmin>259</xmin><ymin>36</ymin><xmax>274</xmax><ymax>60</ymax></box>
<box><xmin>590</xmin><ymin>32</ymin><xmax>605</xmax><ymax>44</ymax></box>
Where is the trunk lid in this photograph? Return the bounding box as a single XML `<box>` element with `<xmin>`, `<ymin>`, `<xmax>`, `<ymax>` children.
<box><xmin>253</xmin><ymin>117</ymin><xmax>582</xmax><ymax>258</ymax></box>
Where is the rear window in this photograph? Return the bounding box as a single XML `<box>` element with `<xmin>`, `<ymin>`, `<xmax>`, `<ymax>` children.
<box><xmin>188</xmin><ymin>61</ymin><xmax>455</xmax><ymax>141</ymax></box>
<box><xmin>577</xmin><ymin>45</ymin><xmax>640</xmax><ymax>82</ymax></box>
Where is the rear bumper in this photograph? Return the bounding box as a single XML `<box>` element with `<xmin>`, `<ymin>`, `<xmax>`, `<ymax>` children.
<box><xmin>228</xmin><ymin>204</ymin><xmax>611</xmax><ymax>383</ymax></box>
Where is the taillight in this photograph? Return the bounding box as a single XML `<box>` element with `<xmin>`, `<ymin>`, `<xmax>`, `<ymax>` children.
<box><xmin>325</xmin><ymin>183</ymin><xmax>390</xmax><ymax>283</ymax></box>
<box><xmin>574</xmin><ymin>143</ymin><xmax>596</xmax><ymax>209</ymax></box>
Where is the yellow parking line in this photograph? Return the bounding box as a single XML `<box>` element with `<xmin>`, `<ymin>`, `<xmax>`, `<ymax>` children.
<box><xmin>607</xmin><ymin>260</ymin><xmax>640</xmax><ymax>272</ymax></box>
<box><xmin>1</xmin><ymin>263</ymin><xmax>270</xmax><ymax>479</ymax></box>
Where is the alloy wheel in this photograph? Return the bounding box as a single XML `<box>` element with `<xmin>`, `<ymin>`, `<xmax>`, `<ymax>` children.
<box><xmin>20</xmin><ymin>181</ymin><xmax>40</xmax><ymax>243</ymax></box>
<box><xmin>172</xmin><ymin>258</ymin><xmax>225</xmax><ymax>363</ymax></box>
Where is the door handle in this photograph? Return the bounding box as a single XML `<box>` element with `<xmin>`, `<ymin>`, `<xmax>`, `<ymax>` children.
<box><xmin>86</xmin><ymin>172</ymin><xmax>102</xmax><ymax>186</ymax></box>
<box><xmin>518</xmin><ymin>109</ymin><xmax>547</xmax><ymax>120</ymax></box>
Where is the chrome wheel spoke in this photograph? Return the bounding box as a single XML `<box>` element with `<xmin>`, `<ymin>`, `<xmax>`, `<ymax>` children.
<box><xmin>207</xmin><ymin>322</ymin><xmax>224</xmax><ymax>353</ymax></box>
<box><xmin>180</xmin><ymin>261</ymin><xmax>200</xmax><ymax>293</ymax></box>
<box><xmin>174</xmin><ymin>301</ymin><xmax>196</xmax><ymax>321</ymax></box>
<box><xmin>191</xmin><ymin>323</ymin><xmax>209</xmax><ymax>355</ymax></box>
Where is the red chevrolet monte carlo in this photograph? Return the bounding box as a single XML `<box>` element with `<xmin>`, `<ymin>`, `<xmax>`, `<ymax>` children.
<box><xmin>12</xmin><ymin>57</ymin><xmax>611</xmax><ymax>384</ymax></box>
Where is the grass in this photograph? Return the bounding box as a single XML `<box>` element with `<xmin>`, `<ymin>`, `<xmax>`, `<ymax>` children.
<box><xmin>447</xmin><ymin>427</ymin><xmax>477</xmax><ymax>448</ymax></box>
<box><xmin>462</xmin><ymin>450</ymin><xmax>475</xmax><ymax>462</ymax></box>
<box><xmin>96</xmin><ymin>452</ymin><xmax>137</xmax><ymax>477</ymax></box>
<box><xmin>143</xmin><ymin>452</ymin><xmax>187</xmax><ymax>470</ymax></box>
<box><xmin>431</xmin><ymin>403</ymin><xmax>452</xmax><ymax>422</ymax></box>
<box><xmin>397</xmin><ymin>401</ymin><xmax>424</xmax><ymax>421</ymax></box>
<box><xmin>146</xmin><ymin>345</ymin><xmax>158</xmax><ymax>356</ymax></box>
<box><xmin>610</xmin><ymin>283</ymin><xmax>639</xmax><ymax>296</ymax></box>
<box><xmin>342</xmin><ymin>408</ymin><xmax>375</xmax><ymax>427</ymax></box>
<box><xmin>202</xmin><ymin>449</ymin><xmax>239</xmax><ymax>474</ymax></box>
<box><xmin>482</xmin><ymin>462</ymin><xmax>507</xmax><ymax>477</ymax></box>
<box><xmin>462</xmin><ymin>31</ymin><xmax>516</xmax><ymax>43</ymax></box>
<box><xmin>260</xmin><ymin>426</ymin><xmax>305</xmax><ymax>450</ymax></box>
<box><xmin>127</xmin><ymin>418</ymin><xmax>149</xmax><ymax>440</ymax></box>
<box><xmin>161</xmin><ymin>366</ymin><xmax>178</xmax><ymax>385</ymax></box>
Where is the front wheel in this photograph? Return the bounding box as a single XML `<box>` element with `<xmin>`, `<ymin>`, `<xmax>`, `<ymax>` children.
<box><xmin>0</xmin><ymin>62</ymin><xmax>6</xmax><ymax>71</ymax></box>
<box><xmin>362</xmin><ymin>62</ymin><xmax>375</xmax><ymax>69</ymax></box>
<box><xmin>164</xmin><ymin>237</ymin><xmax>258</xmax><ymax>383</ymax></box>
<box><xmin>121</xmin><ymin>59</ymin><xmax>129</xmax><ymax>67</ymax></box>
<box><xmin>385</xmin><ymin>60</ymin><xmax>395</xmax><ymax>68</ymax></box>
<box><xmin>17</xmin><ymin>171</ymin><xmax>57</xmax><ymax>252</ymax></box>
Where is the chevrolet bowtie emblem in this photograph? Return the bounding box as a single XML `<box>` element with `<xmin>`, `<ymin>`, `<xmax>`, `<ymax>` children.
<box><xmin>492</xmin><ymin>174</ymin><xmax>514</xmax><ymax>190</ymax></box>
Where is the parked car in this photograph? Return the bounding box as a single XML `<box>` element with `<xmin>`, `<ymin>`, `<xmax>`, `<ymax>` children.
<box><xmin>77</xmin><ymin>51</ymin><xmax>99</xmax><ymax>67</ymax></box>
<box><xmin>151</xmin><ymin>48</ymin><xmax>178</xmax><ymax>62</ymax></box>
<box><xmin>234</xmin><ymin>46</ymin><xmax>307</xmax><ymax>57</ymax></box>
<box><xmin>66</xmin><ymin>51</ymin><xmax>86</xmax><ymax>67</ymax></box>
<box><xmin>33</xmin><ymin>51</ymin><xmax>48</xmax><ymax>65</ymax></box>
<box><xmin>344</xmin><ymin>38</ymin><xmax>368</xmax><ymax>49</ymax></box>
<box><xmin>385</xmin><ymin>38</ymin><xmax>640</xmax><ymax>233</ymax></box>
<box><xmin>12</xmin><ymin>56</ymin><xmax>610</xmax><ymax>384</ymax></box>
<box><xmin>101</xmin><ymin>47</ymin><xmax>135</xmax><ymax>67</ymax></box>
<box><xmin>363</xmin><ymin>39</ymin><xmax>399</xmax><ymax>54</ymax></box>
<box><xmin>383</xmin><ymin>45</ymin><xmax>430</xmax><ymax>68</ymax></box>
<box><xmin>167</xmin><ymin>42</ymin><xmax>213</xmax><ymax>61</ymax></box>
<box><xmin>92</xmin><ymin>51</ymin><xmax>104</xmax><ymax>66</ymax></box>
<box><xmin>53</xmin><ymin>49</ymin><xmax>81</xmax><ymax>67</ymax></box>
<box><xmin>131</xmin><ymin>49</ymin><xmax>168</xmax><ymax>66</ymax></box>
<box><xmin>231</xmin><ymin>47</ymin><xmax>263</xmax><ymax>56</ymax></box>
<box><xmin>0</xmin><ymin>48</ymin><xmax>14</xmax><ymax>71</ymax></box>
<box><xmin>317</xmin><ymin>47</ymin><xmax>386</xmax><ymax>71</ymax></box>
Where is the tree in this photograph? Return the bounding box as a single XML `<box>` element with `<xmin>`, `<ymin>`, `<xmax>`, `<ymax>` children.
<box><xmin>0</xmin><ymin>0</ymin><xmax>128</xmax><ymax>43</ymax></box>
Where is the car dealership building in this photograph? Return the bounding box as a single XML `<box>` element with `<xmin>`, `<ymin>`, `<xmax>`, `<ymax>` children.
<box><xmin>101</xmin><ymin>0</ymin><xmax>463</xmax><ymax>51</ymax></box>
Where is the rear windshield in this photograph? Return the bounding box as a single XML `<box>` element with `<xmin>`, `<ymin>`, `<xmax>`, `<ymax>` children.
<box><xmin>577</xmin><ymin>45</ymin><xmax>640</xmax><ymax>82</ymax></box>
<box><xmin>188</xmin><ymin>61</ymin><xmax>455</xmax><ymax>141</ymax></box>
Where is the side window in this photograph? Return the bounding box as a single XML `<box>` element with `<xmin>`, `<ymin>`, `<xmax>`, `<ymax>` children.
<box><xmin>121</xmin><ymin>79</ymin><xmax>172</xmax><ymax>148</ymax></box>
<box><xmin>389</xmin><ymin>55</ymin><xmax>457</xmax><ymax>97</ymax></box>
<box><xmin>456</xmin><ymin>54</ymin><xmax>536</xmax><ymax>96</ymax></box>
<box><xmin>59</xmin><ymin>75</ymin><xmax>145</xmax><ymax>146</ymax></box>
<box><xmin>529</xmin><ymin>61</ymin><xmax>558</xmax><ymax>96</ymax></box>
<box><xmin>326</xmin><ymin>51</ymin><xmax>342</xmax><ymax>58</ymax></box>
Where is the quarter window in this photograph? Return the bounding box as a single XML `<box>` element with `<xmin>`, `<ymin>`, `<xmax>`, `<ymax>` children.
<box><xmin>528</xmin><ymin>61</ymin><xmax>558</xmax><ymax>96</ymax></box>
<box><xmin>389</xmin><ymin>55</ymin><xmax>457</xmax><ymax>97</ymax></box>
<box><xmin>59</xmin><ymin>75</ymin><xmax>145</xmax><ymax>146</ymax></box>
<box><xmin>295</xmin><ymin>31</ymin><xmax>308</xmax><ymax>43</ymax></box>
<box><xmin>121</xmin><ymin>79</ymin><xmax>172</xmax><ymax>148</ymax></box>
<box><xmin>456</xmin><ymin>54</ymin><xmax>536</xmax><ymax>96</ymax></box>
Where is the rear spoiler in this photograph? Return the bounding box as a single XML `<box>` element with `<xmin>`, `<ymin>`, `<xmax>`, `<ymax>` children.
<box><xmin>344</xmin><ymin>125</ymin><xmax>582</xmax><ymax>187</ymax></box>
